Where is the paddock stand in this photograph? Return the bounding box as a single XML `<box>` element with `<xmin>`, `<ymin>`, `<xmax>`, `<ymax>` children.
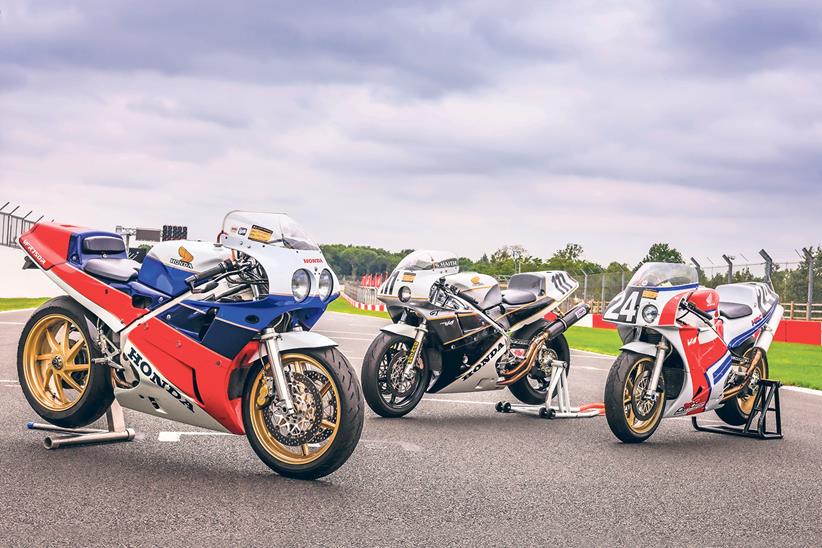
<box><xmin>692</xmin><ymin>379</ymin><xmax>783</xmax><ymax>440</ymax></box>
<box><xmin>27</xmin><ymin>401</ymin><xmax>136</xmax><ymax>449</ymax></box>
<box><xmin>495</xmin><ymin>358</ymin><xmax>604</xmax><ymax>419</ymax></box>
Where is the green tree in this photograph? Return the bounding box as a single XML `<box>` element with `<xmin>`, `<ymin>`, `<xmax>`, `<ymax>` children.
<box><xmin>638</xmin><ymin>243</ymin><xmax>684</xmax><ymax>268</ymax></box>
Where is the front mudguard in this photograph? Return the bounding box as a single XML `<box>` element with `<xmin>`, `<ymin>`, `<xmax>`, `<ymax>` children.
<box><xmin>380</xmin><ymin>323</ymin><xmax>418</xmax><ymax>340</ymax></box>
<box><xmin>620</xmin><ymin>341</ymin><xmax>658</xmax><ymax>358</ymax></box>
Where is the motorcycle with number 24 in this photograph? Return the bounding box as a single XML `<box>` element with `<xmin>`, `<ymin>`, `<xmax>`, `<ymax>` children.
<box><xmin>602</xmin><ymin>262</ymin><xmax>783</xmax><ymax>443</ymax></box>
<box><xmin>17</xmin><ymin>210</ymin><xmax>363</xmax><ymax>479</ymax></box>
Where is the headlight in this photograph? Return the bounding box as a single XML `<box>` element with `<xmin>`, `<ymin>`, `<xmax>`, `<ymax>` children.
<box><xmin>318</xmin><ymin>269</ymin><xmax>333</xmax><ymax>301</ymax></box>
<box><xmin>642</xmin><ymin>304</ymin><xmax>659</xmax><ymax>323</ymax></box>
<box><xmin>291</xmin><ymin>269</ymin><xmax>311</xmax><ymax>302</ymax></box>
<box><xmin>399</xmin><ymin>286</ymin><xmax>411</xmax><ymax>303</ymax></box>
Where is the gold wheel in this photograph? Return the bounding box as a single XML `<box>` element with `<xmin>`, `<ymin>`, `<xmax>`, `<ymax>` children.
<box><xmin>248</xmin><ymin>354</ymin><xmax>341</xmax><ymax>466</ymax></box>
<box><xmin>622</xmin><ymin>357</ymin><xmax>664</xmax><ymax>435</ymax></box>
<box><xmin>738</xmin><ymin>350</ymin><xmax>766</xmax><ymax>416</ymax></box>
<box><xmin>22</xmin><ymin>314</ymin><xmax>91</xmax><ymax>412</ymax></box>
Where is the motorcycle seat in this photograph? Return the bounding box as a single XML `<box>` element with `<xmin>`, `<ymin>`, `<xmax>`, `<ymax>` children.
<box><xmin>718</xmin><ymin>302</ymin><xmax>753</xmax><ymax>320</ymax></box>
<box><xmin>501</xmin><ymin>289</ymin><xmax>537</xmax><ymax>306</ymax></box>
<box><xmin>83</xmin><ymin>258</ymin><xmax>141</xmax><ymax>282</ymax></box>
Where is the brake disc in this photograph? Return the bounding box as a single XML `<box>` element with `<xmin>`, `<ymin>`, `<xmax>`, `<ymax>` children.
<box><xmin>263</xmin><ymin>372</ymin><xmax>323</xmax><ymax>446</ymax></box>
<box><xmin>304</xmin><ymin>370</ymin><xmax>337</xmax><ymax>443</ymax></box>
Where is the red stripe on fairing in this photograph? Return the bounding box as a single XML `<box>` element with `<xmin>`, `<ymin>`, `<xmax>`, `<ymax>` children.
<box><xmin>50</xmin><ymin>263</ymin><xmax>147</xmax><ymax>324</ymax></box>
<box><xmin>127</xmin><ymin>318</ymin><xmax>254</xmax><ymax>434</ymax></box>
<box><xmin>678</xmin><ymin>326</ymin><xmax>728</xmax><ymax>415</ymax></box>
<box><xmin>18</xmin><ymin>222</ymin><xmax>83</xmax><ymax>269</ymax></box>
<box><xmin>659</xmin><ymin>290</ymin><xmax>692</xmax><ymax>325</ymax></box>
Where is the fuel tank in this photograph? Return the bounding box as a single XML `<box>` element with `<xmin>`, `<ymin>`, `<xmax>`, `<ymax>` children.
<box><xmin>137</xmin><ymin>241</ymin><xmax>231</xmax><ymax>296</ymax></box>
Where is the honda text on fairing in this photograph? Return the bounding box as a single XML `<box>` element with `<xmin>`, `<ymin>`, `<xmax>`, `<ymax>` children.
<box><xmin>17</xmin><ymin>211</ymin><xmax>363</xmax><ymax>479</ymax></box>
<box><xmin>601</xmin><ymin>262</ymin><xmax>783</xmax><ymax>443</ymax></box>
<box><xmin>360</xmin><ymin>250</ymin><xmax>590</xmax><ymax>417</ymax></box>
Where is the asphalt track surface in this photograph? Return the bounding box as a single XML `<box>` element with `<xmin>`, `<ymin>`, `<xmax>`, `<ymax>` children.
<box><xmin>1</xmin><ymin>307</ymin><xmax>821</xmax><ymax>547</ymax></box>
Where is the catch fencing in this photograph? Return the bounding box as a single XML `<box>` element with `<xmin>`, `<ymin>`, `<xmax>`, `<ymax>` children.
<box><xmin>0</xmin><ymin>203</ymin><xmax>48</xmax><ymax>249</ymax></box>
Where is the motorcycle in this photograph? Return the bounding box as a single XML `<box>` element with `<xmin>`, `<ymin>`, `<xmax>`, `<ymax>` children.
<box><xmin>602</xmin><ymin>262</ymin><xmax>783</xmax><ymax>443</ymax></box>
<box><xmin>17</xmin><ymin>210</ymin><xmax>363</xmax><ymax>479</ymax></box>
<box><xmin>361</xmin><ymin>250</ymin><xmax>589</xmax><ymax>417</ymax></box>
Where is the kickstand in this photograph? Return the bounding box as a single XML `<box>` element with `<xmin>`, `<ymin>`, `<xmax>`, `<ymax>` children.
<box><xmin>691</xmin><ymin>379</ymin><xmax>783</xmax><ymax>440</ymax></box>
<box><xmin>496</xmin><ymin>359</ymin><xmax>604</xmax><ymax>419</ymax></box>
<box><xmin>27</xmin><ymin>401</ymin><xmax>136</xmax><ymax>449</ymax></box>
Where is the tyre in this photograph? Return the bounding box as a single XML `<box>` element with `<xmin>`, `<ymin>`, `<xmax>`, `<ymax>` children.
<box><xmin>604</xmin><ymin>352</ymin><xmax>665</xmax><ymax>443</ymax></box>
<box><xmin>17</xmin><ymin>296</ymin><xmax>114</xmax><ymax>428</ymax></box>
<box><xmin>716</xmin><ymin>350</ymin><xmax>768</xmax><ymax>426</ymax></box>
<box><xmin>361</xmin><ymin>332</ymin><xmax>429</xmax><ymax>418</ymax></box>
<box><xmin>508</xmin><ymin>334</ymin><xmax>570</xmax><ymax>405</ymax></box>
<box><xmin>242</xmin><ymin>347</ymin><xmax>363</xmax><ymax>480</ymax></box>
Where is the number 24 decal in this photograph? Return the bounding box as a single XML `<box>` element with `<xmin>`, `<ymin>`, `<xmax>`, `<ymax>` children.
<box><xmin>604</xmin><ymin>288</ymin><xmax>641</xmax><ymax>323</ymax></box>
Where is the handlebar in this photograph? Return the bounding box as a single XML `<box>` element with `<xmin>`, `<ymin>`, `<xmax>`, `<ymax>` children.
<box><xmin>680</xmin><ymin>300</ymin><xmax>714</xmax><ymax>323</ymax></box>
<box><xmin>185</xmin><ymin>259</ymin><xmax>235</xmax><ymax>287</ymax></box>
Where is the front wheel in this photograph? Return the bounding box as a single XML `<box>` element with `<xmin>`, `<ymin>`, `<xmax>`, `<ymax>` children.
<box><xmin>604</xmin><ymin>352</ymin><xmax>666</xmax><ymax>443</ymax></box>
<box><xmin>361</xmin><ymin>332</ymin><xmax>430</xmax><ymax>418</ymax></box>
<box><xmin>242</xmin><ymin>347</ymin><xmax>364</xmax><ymax>480</ymax></box>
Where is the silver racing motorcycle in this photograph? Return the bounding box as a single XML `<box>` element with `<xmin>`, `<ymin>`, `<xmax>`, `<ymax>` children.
<box><xmin>361</xmin><ymin>250</ymin><xmax>590</xmax><ymax>417</ymax></box>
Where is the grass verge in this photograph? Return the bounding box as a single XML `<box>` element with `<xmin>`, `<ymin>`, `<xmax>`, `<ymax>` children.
<box><xmin>326</xmin><ymin>296</ymin><xmax>390</xmax><ymax>319</ymax></box>
<box><xmin>565</xmin><ymin>326</ymin><xmax>822</xmax><ymax>391</ymax></box>
<box><xmin>0</xmin><ymin>297</ymin><xmax>50</xmax><ymax>312</ymax></box>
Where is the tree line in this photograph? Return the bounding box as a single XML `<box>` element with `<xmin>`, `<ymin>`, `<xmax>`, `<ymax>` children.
<box><xmin>320</xmin><ymin>241</ymin><xmax>822</xmax><ymax>304</ymax></box>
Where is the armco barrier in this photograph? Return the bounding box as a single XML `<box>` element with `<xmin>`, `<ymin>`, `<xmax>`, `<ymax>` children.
<box><xmin>581</xmin><ymin>313</ymin><xmax>822</xmax><ymax>346</ymax></box>
<box><xmin>340</xmin><ymin>291</ymin><xmax>386</xmax><ymax>312</ymax></box>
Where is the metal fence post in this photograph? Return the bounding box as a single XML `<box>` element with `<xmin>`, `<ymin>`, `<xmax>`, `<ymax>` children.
<box><xmin>759</xmin><ymin>249</ymin><xmax>774</xmax><ymax>286</ymax></box>
<box><xmin>690</xmin><ymin>257</ymin><xmax>703</xmax><ymax>283</ymax></box>
<box><xmin>581</xmin><ymin>270</ymin><xmax>589</xmax><ymax>303</ymax></box>
<box><xmin>722</xmin><ymin>254</ymin><xmax>734</xmax><ymax>284</ymax></box>
<box><xmin>803</xmin><ymin>248</ymin><xmax>815</xmax><ymax>321</ymax></box>
<box><xmin>600</xmin><ymin>273</ymin><xmax>605</xmax><ymax>308</ymax></box>
<box><xmin>620</xmin><ymin>269</ymin><xmax>625</xmax><ymax>290</ymax></box>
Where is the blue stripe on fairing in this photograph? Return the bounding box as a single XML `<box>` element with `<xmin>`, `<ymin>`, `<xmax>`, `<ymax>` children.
<box><xmin>712</xmin><ymin>354</ymin><xmax>733</xmax><ymax>384</ymax></box>
<box><xmin>630</xmin><ymin>283</ymin><xmax>699</xmax><ymax>292</ymax></box>
<box><xmin>728</xmin><ymin>301</ymin><xmax>777</xmax><ymax>348</ymax></box>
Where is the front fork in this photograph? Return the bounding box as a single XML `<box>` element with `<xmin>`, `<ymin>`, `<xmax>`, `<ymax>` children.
<box><xmin>261</xmin><ymin>329</ymin><xmax>296</xmax><ymax>415</ymax></box>
<box><xmin>644</xmin><ymin>339</ymin><xmax>669</xmax><ymax>400</ymax></box>
<box><xmin>402</xmin><ymin>320</ymin><xmax>428</xmax><ymax>379</ymax></box>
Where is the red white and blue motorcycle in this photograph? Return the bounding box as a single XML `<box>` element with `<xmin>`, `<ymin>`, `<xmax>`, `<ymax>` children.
<box><xmin>602</xmin><ymin>262</ymin><xmax>783</xmax><ymax>443</ymax></box>
<box><xmin>17</xmin><ymin>211</ymin><xmax>363</xmax><ymax>479</ymax></box>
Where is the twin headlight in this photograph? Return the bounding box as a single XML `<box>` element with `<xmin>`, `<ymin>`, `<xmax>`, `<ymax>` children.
<box><xmin>291</xmin><ymin>268</ymin><xmax>334</xmax><ymax>302</ymax></box>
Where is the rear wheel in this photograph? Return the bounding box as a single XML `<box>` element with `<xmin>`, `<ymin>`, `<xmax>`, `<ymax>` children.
<box><xmin>362</xmin><ymin>332</ymin><xmax>429</xmax><ymax>418</ymax></box>
<box><xmin>508</xmin><ymin>334</ymin><xmax>570</xmax><ymax>405</ymax></box>
<box><xmin>716</xmin><ymin>349</ymin><xmax>768</xmax><ymax>426</ymax></box>
<box><xmin>604</xmin><ymin>352</ymin><xmax>665</xmax><ymax>443</ymax></box>
<box><xmin>243</xmin><ymin>348</ymin><xmax>363</xmax><ymax>480</ymax></box>
<box><xmin>17</xmin><ymin>296</ymin><xmax>113</xmax><ymax>428</ymax></box>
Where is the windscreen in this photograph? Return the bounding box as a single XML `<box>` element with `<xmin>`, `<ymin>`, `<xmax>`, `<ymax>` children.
<box><xmin>394</xmin><ymin>250</ymin><xmax>459</xmax><ymax>272</ymax></box>
<box><xmin>222</xmin><ymin>211</ymin><xmax>320</xmax><ymax>251</ymax></box>
<box><xmin>628</xmin><ymin>262</ymin><xmax>698</xmax><ymax>288</ymax></box>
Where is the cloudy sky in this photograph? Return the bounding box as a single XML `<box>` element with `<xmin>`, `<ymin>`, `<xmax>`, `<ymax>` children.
<box><xmin>1</xmin><ymin>1</ymin><xmax>820</xmax><ymax>265</ymax></box>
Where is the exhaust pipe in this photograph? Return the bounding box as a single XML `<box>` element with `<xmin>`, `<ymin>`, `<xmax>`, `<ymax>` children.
<box><xmin>498</xmin><ymin>304</ymin><xmax>591</xmax><ymax>386</ymax></box>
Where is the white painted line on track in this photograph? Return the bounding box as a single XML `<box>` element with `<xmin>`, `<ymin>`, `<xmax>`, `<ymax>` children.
<box><xmin>0</xmin><ymin>321</ymin><xmax>24</xmax><ymax>325</ymax></box>
<box><xmin>576</xmin><ymin>366</ymin><xmax>608</xmax><ymax>372</ymax></box>
<box><xmin>0</xmin><ymin>307</ymin><xmax>36</xmax><ymax>315</ymax></box>
<box><xmin>158</xmin><ymin>431</ymin><xmax>232</xmax><ymax>442</ymax></box>
<box><xmin>330</xmin><ymin>336</ymin><xmax>375</xmax><ymax>342</ymax></box>
<box><xmin>1</xmin><ymin>379</ymin><xmax>20</xmax><ymax>384</ymax></box>
<box><xmin>571</xmin><ymin>349</ymin><xmax>616</xmax><ymax>360</ymax></box>
<box><xmin>784</xmin><ymin>386</ymin><xmax>822</xmax><ymax>397</ymax></box>
<box><xmin>320</xmin><ymin>330</ymin><xmax>379</xmax><ymax>336</ymax></box>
